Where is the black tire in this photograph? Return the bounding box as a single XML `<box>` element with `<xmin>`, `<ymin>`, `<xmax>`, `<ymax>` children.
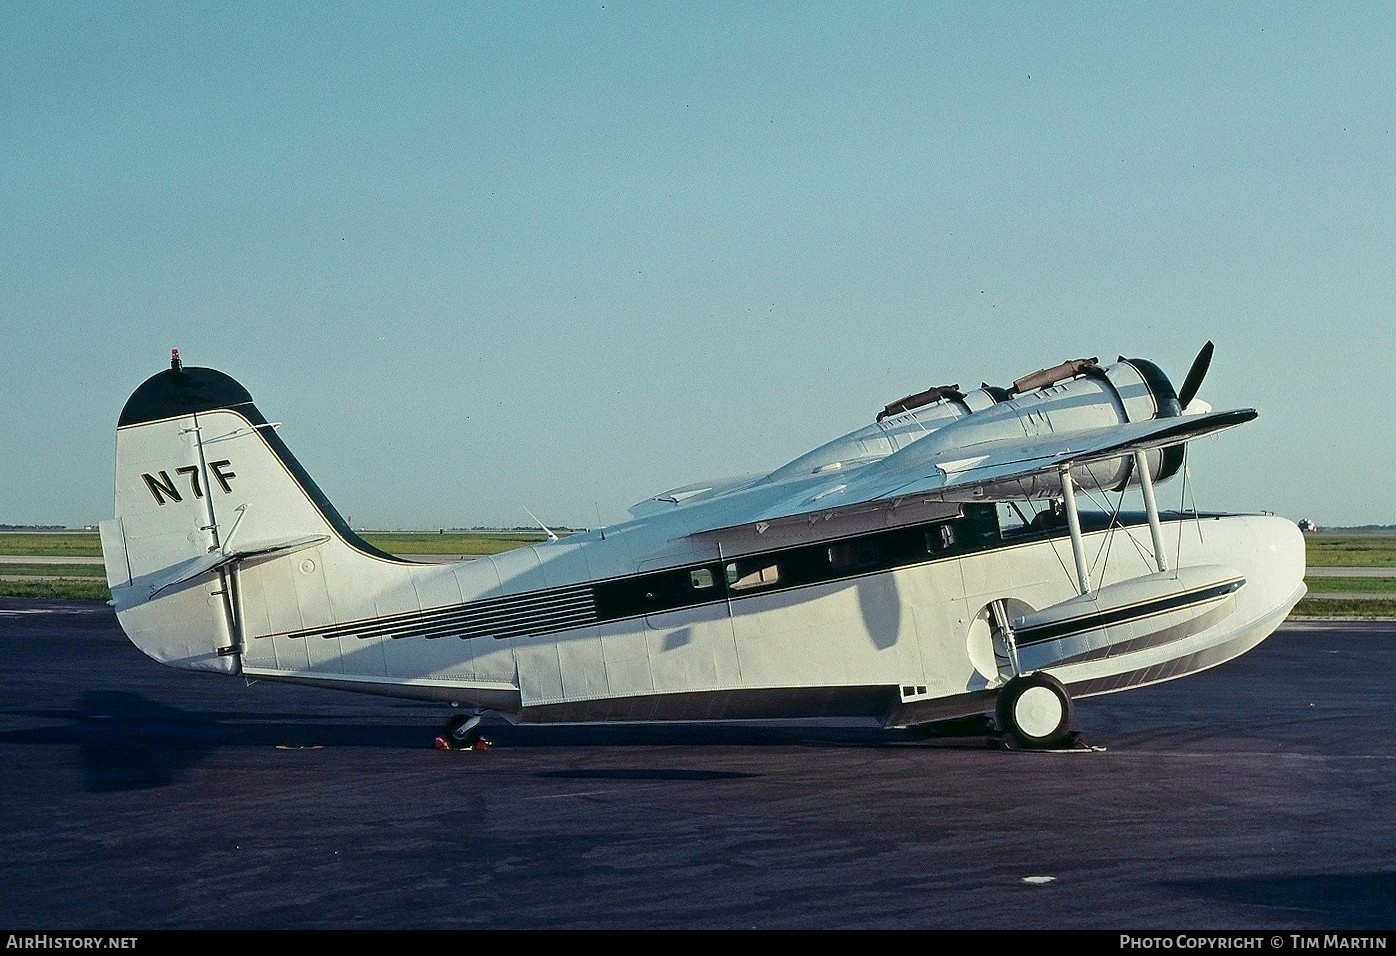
<box><xmin>443</xmin><ymin>713</ymin><xmax>482</xmax><ymax>750</ymax></box>
<box><xmin>995</xmin><ymin>672</ymin><xmax>1074</xmax><ymax>750</ymax></box>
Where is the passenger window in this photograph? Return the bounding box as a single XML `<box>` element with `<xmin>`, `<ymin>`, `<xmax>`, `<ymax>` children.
<box><xmin>726</xmin><ymin>561</ymin><xmax>780</xmax><ymax>591</ymax></box>
<box><xmin>690</xmin><ymin>568</ymin><xmax>715</xmax><ymax>590</ymax></box>
<box><xmin>926</xmin><ymin>523</ymin><xmax>956</xmax><ymax>553</ymax></box>
<box><xmin>828</xmin><ymin>538</ymin><xmax>879</xmax><ymax>571</ymax></box>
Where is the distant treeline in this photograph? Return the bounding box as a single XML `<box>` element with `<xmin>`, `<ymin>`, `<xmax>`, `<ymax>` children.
<box><xmin>454</xmin><ymin>526</ymin><xmax>584</xmax><ymax>532</ymax></box>
<box><xmin>0</xmin><ymin>524</ymin><xmax>584</xmax><ymax>533</ymax></box>
<box><xmin>364</xmin><ymin>526</ymin><xmax>587</xmax><ymax>534</ymax></box>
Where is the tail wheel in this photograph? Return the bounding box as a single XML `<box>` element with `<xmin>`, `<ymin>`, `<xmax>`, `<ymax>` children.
<box><xmin>995</xmin><ymin>672</ymin><xmax>1074</xmax><ymax>750</ymax></box>
<box><xmin>441</xmin><ymin>713</ymin><xmax>482</xmax><ymax>751</ymax></box>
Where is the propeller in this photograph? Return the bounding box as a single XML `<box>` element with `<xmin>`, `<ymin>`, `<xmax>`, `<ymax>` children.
<box><xmin>1177</xmin><ymin>340</ymin><xmax>1214</xmax><ymax>410</ymax></box>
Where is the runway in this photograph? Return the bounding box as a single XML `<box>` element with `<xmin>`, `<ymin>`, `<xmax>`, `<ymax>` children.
<box><xmin>1</xmin><ymin>598</ymin><xmax>1392</xmax><ymax>931</ymax></box>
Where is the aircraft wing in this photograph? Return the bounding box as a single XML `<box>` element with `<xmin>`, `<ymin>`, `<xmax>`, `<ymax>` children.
<box><xmin>687</xmin><ymin>408</ymin><xmax>1257</xmax><ymax>533</ymax></box>
<box><xmin>628</xmin><ymin>471</ymin><xmax>770</xmax><ymax>519</ymax></box>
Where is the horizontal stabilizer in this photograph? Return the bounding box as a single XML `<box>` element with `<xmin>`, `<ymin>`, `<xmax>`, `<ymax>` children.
<box><xmin>147</xmin><ymin>534</ymin><xmax>330</xmax><ymax>597</ymax></box>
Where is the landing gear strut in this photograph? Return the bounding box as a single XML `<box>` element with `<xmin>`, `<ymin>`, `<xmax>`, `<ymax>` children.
<box><xmin>994</xmin><ymin>672</ymin><xmax>1077</xmax><ymax>750</ymax></box>
<box><xmin>436</xmin><ymin>713</ymin><xmax>491</xmax><ymax>752</ymax></box>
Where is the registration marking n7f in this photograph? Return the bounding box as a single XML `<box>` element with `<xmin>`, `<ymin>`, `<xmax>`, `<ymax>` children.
<box><xmin>142</xmin><ymin>460</ymin><xmax>236</xmax><ymax>504</ymax></box>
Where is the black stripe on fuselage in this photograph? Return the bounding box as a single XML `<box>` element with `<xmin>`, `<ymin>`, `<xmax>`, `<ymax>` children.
<box><xmin>268</xmin><ymin>505</ymin><xmax>1002</xmax><ymax>643</ymax></box>
<box><xmin>1013</xmin><ymin>578</ymin><xmax>1245</xmax><ymax>647</ymax></box>
<box><xmin>266</xmin><ymin>508</ymin><xmax>1237</xmax><ymax>646</ymax></box>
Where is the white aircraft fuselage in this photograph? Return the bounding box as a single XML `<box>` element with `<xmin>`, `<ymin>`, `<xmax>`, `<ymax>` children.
<box><xmin>100</xmin><ymin>349</ymin><xmax>1307</xmax><ymax>748</ymax></box>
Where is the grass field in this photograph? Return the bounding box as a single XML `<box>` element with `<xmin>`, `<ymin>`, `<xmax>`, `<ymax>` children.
<box><xmin>1304</xmin><ymin>576</ymin><xmax>1396</xmax><ymax>594</ymax></box>
<box><xmin>1290</xmin><ymin>598</ymin><xmax>1396</xmax><ymax>618</ymax></box>
<box><xmin>1301</xmin><ymin>532</ymin><xmax>1396</xmax><ymax>567</ymax></box>
<box><xmin>0</xmin><ymin>563</ymin><xmax>107</xmax><ymax>577</ymax></box>
<box><xmin>359</xmin><ymin>530</ymin><xmax>553</xmax><ymax>556</ymax></box>
<box><xmin>0</xmin><ymin>529</ymin><xmax>550</xmax><ymax>559</ymax></box>
<box><xmin>0</xmin><ymin>532</ymin><xmax>103</xmax><ymax>558</ymax></box>
<box><xmin>4</xmin><ymin>529</ymin><xmax>1393</xmax><ymax>617</ymax></box>
<box><xmin>0</xmin><ymin>580</ymin><xmax>111</xmax><ymax>601</ymax></box>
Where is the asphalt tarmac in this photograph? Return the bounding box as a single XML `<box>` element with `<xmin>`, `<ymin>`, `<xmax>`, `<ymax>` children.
<box><xmin>1</xmin><ymin>598</ymin><xmax>1392</xmax><ymax>932</ymax></box>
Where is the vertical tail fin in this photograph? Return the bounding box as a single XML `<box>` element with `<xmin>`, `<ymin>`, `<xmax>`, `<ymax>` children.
<box><xmin>101</xmin><ymin>353</ymin><xmax>403</xmax><ymax>672</ymax></box>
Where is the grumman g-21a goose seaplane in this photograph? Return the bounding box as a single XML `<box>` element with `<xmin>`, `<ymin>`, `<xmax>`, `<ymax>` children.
<box><xmin>101</xmin><ymin>343</ymin><xmax>1306</xmax><ymax>751</ymax></box>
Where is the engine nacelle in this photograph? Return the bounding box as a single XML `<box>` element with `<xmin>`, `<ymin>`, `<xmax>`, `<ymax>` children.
<box><xmin>765</xmin><ymin>355</ymin><xmax>1186</xmax><ymax>492</ymax></box>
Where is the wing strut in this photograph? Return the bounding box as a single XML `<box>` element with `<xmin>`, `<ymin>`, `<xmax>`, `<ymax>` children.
<box><xmin>1059</xmin><ymin>465</ymin><xmax>1091</xmax><ymax>595</ymax></box>
<box><xmin>1058</xmin><ymin>450</ymin><xmax>1173</xmax><ymax>598</ymax></box>
<box><xmin>1134</xmin><ymin>449</ymin><xmax>1169</xmax><ymax>573</ymax></box>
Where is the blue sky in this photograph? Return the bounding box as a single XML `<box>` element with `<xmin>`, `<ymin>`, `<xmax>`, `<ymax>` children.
<box><xmin>3</xmin><ymin>2</ymin><xmax>1393</xmax><ymax>530</ymax></box>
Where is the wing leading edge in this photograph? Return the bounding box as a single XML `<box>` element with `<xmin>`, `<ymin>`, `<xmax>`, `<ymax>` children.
<box><xmin>683</xmin><ymin>407</ymin><xmax>1257</xmax><ymax>534</ymax></box>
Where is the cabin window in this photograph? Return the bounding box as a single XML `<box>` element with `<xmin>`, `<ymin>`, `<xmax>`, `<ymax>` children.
<box><xmin>828</xmin><ymin>538</ymin><xmax>879</xmax><ymax>571</ymax></box>
<box><xmin>726</xmin><ymin>560</ymin><xmax>780</xmax><ymax>591</ymax></box>
<box><xmin>690</xmin><ymin>568</ymin><xmax>715</xmax><ymax>590</ymax></box>
<box><xmin>960</xmin><ymin>503</ymin><xmax>1002</xmax><ymax>545</ymax></box>
<box><xmin>926</xmin><ymin>523</ymin><xmax>956</xmax><ymax>553</ymax></box>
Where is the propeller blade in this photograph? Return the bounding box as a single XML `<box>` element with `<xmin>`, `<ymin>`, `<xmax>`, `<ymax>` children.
<box><xmin>1178</xmin><ymin>341</ymin><xmax>1214</xmax><ymax>408</ymax></box>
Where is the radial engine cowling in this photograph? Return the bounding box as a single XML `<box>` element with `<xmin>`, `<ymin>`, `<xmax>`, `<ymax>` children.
<box><xmin>889</xmin><ymin>355</ymin><xmax>1189</xmax><ymax>501</ymax></box>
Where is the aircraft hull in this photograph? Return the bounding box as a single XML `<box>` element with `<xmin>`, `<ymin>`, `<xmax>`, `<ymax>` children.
<box><xmin>112</xmin><ymin>508</ymin><xmax>1304</xmax><ymax>730</ymax></box>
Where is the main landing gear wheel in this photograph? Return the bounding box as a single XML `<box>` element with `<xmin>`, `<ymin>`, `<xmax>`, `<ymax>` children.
<box><xmin>437</xmin><ymin>713</ymin><xmax>488</xmax><ymax>751</ymax></box>
<box><xmin>995</xmin><ymin>672</ymin><xmax>1075</xmax><ymax>750</ymax></box>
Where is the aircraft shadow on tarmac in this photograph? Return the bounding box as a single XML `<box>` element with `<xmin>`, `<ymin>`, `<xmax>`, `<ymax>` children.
<box><xmin>0</xmin><ymin>688</ymin><xmax>1009</xmax><ymax>792</ymax></box>
<box><xmin>0</xmin><ymin>690</ymin><xmax>434</xmax><ymax>792</ymax></box>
